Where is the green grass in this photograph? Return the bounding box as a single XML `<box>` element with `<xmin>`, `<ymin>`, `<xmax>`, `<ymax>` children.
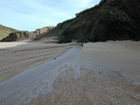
<box><xmin>0</xmin><ymin>24</ymin><xmax>17</xmax><ymax>41</ymax></box>
<box><xmin>0</xmin><ymin>34</ymin><xmax>9</xmax><ymax>41</ymax></box>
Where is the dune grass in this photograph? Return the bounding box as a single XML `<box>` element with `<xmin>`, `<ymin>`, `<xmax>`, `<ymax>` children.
<box><xmin>0</xmin><ymin>24</ymin><xmax>17</xmax><ymax>41</ymax></box>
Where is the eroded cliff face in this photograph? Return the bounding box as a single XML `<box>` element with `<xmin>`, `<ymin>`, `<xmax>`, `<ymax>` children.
<box><xmin>1</xmin><ymin>26</ymin><xmax>54</xmax><ymax>42</ymax></box>
<box><xmin>57</xmin><ymin>0</ymin><xmax>140</xmax><ymax>43</ymax></box>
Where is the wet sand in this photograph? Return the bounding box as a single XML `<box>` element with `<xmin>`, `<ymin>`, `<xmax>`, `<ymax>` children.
<box><xmin>0</xmin><ymin>41</ymin><xmax>140</xmax><ymax>105</ymax></box>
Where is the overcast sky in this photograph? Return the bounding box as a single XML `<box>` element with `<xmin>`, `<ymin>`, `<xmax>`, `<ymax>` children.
<box><xmin>0</xmin><ymin>0</ymin><xmax>100</xmax><ymax>31</ymax></box>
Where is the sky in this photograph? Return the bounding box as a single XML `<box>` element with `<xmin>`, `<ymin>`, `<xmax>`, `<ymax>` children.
<box><xmin>0</xmin><ymin>0</ymin><xmax>100</xmax><ymax>31</ymax></box>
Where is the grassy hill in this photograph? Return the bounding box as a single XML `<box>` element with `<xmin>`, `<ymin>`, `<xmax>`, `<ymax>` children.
<box><xmin>0</xmin><ymin>24</ymin><xmax>18</xmax><ymax>41</ymax></box>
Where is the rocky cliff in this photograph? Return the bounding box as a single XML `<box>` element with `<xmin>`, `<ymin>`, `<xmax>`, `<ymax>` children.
<box><xmin>1</xmin><ymin>26</ymin><xmax>54</xmax><ymax>42</ymax></box>
<box><xmin>56</xmin><ymin>0</ymin><xmax>140</xmax><ymax>43</ymax></box>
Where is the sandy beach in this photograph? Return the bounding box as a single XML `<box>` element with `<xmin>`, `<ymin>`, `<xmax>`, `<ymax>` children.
<box><xmin>0</xmin><ymin>41</ymin><xmax>140</xmax><ymax>105</ymax></box>
<box><xmin>0</xmin><ymin>42</ymin><xmax>71</xmax><ymax>82</ymax></box>
<box><xmin>80</xmin><ymin>41</ymin><xmax>140</xmax><ymax>83</ymax></box>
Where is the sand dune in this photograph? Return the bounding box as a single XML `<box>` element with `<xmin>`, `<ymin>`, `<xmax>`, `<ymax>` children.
<box><xmin>0</xmin><ymin>41</ymin><xmax>140</xmax><ymax>105</ymax></box>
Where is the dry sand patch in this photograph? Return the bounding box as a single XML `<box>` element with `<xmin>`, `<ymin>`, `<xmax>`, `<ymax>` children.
<box><xmin>0</xmin><ymin>42</ymin><xmax>71</xmax><ymax>82</ymax></box>
<box><xmin>80</xmin><ymin>41</ymin><xmax>140</xmax><ymax>83</ymax></box>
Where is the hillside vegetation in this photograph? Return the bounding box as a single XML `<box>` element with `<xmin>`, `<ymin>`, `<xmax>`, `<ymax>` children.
<box><xmin>0</xmin><ymin>24</ymin><xmax>17</xmax><ymax>41</ymax></box>
<box><xmin>46</xmin><ymin>0</ymin><xmax>140</xmax><ymax>43</ymax></box>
